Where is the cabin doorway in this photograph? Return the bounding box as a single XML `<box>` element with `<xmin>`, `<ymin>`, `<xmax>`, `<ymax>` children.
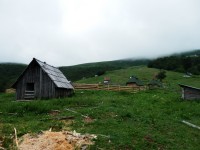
<box><xmin>24</xmin><ymin>83</ymin><xmax>35</xmax><ymax>99</ymax></box>
<box><xmin>26</xmin><ymin>83</ymin><xmax>34</xmax><ymax>91</ymax></box>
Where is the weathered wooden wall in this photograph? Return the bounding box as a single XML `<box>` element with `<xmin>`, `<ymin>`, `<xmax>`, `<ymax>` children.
<box><xmin>183</xmin><ymin>87</ymin><xmax>200</xmax><ymax>100</ymax></box>
<box><xmin>15</xmin><ymin>60</ymin><xmax>73</xmax><ymax>100</ymax></box>
<box><xmin>55</xmin><ymin>88</ymin><xmax>74</xmax><ymax>98</ymax></box>
<box><xmin>16</xmin><ymin>61</ymin><xmax>41</xmax><ymax>99</ymax></box>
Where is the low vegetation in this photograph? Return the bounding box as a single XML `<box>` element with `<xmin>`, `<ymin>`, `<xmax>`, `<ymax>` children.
<box><xmin>1</xmin><ymin>89</ymin><xmax>200</xmax><ymax>149</ymax></box>
<box><xmin>0</xmin><ymin>66</ymin><xmax>200</xmax><ymax>149</ymax></box>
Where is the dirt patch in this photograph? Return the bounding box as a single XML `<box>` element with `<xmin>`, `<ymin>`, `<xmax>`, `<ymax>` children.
<box><xmin>19</xmin><ymin>130</ymin><xmax>97</xmax><ymax>150</ymax></box>
<box><xmin>49</xmin><ymin>110</ymin><xmax>61</xmax><ymax>116</ymax></box>
<box><xmin>83</xmin><ymin>117</ymin><xmax>95</xmax><ymax>123</ymax></box>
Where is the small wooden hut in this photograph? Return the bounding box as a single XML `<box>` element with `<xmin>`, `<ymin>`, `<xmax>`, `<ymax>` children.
<box><xmin>179</xmin><ymin>84</ymin><xmax>200</xmax><ymax>100</ymax></box>
<box><xmin>12</xmin><ymin>58</ymin><xmax>74</xmax><ymax>100</ymax></box>
<box><xmin>126</xmin><ymin>76</ymin><xmax>144</xmax><ymax>87</ymax></box>
<box><xmin>104</xmin><ymin>77</ymin><xmax>110</xmax><ymax>84</ymax></box>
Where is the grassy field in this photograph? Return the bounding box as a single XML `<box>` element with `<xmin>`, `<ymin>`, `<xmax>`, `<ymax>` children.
<box><xmin>0</xmin><ymin>66</ymin><xmax>200</xmax><ymax>149</ymax></box>
<box><xmin>77</xmin><ymin>66</ymin><xmax>200</xmax><ymax>89</ymax></box>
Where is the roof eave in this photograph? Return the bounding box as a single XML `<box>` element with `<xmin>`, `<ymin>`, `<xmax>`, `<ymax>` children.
<box><xmin>179</xmin><ymin>84</ymin><xmax>200</xmax><ymax>90</ymax></box>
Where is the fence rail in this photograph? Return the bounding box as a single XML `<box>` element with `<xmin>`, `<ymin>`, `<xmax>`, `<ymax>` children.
<box><xmin>73</xmin><ymin>83</ymin><xmax>147</xmax><ymax>93</ymax></box>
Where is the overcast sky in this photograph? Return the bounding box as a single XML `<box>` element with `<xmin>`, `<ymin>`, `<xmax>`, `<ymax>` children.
<box><xmin>0</xmin><ymin>0</ymin><xmax>200</xmax><ymax>66</ymax></box>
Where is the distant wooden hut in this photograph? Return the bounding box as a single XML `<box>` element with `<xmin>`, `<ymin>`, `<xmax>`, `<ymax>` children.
<box><xmin>12</xmin><ymin>58</ymin><xmax>74</xmax><ymax>100</ymax></box>
<box><xmin>126</xmin><ymin>76</ymin><xmax>144</xmax><ymax>87</ymax></box>
<box><xmin>104</xmin><ymin>77</ymin><xmax>110</xmax><ymax>84</ymax></box>
<box><xmin>179</xmin><ymin>84</ymin><xmax>200</xmax><ymax>100</ymax></box>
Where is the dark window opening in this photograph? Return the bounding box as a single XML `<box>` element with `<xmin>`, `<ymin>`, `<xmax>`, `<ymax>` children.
<box><xmin>26</xmin><ymin>83</ymin><xmax>34</xmax><ymax>91</ymax></box>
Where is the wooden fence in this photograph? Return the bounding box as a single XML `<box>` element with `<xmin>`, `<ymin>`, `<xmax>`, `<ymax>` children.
<box><xmin>73</xmin><ymin>83</ymin><xmax>147</xmax><ymax>93</ymax></box>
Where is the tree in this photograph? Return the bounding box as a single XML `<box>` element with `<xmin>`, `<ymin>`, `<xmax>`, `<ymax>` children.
<box><xmin>182</xmin><ymin>57</ymin><xmax>192</xmax><ymax>73</ymax></box>
<box><xmin>156</xmin><ymin>70</ymin><xmax>166</xmax><ymax>82</ymax></box>
<box><xmin>96</xmin><ymin>70</ymin><xmax>106</xmax><ymax>76</ymax></box>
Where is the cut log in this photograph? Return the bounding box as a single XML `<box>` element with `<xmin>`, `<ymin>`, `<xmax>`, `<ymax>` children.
<box><xmin>14</xmin><ymin>127</ymin><xmax>19</xmax><ymax>148</ymax></box>
<box><xmin>182</xmin><ymin>120</ymin><xmax>200</xmax><ymax>130</ymax></box>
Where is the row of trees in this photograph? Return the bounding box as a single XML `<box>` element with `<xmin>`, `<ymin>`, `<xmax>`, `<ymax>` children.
<box><xmin>0</xmin><ymin>63</ymin><xmax>26</xmax><ymax>92</ymax></box>
<box><xmin>148</xmin><ymin>55</ymin><xmax>200</xmax><ymax>75</ymax></box>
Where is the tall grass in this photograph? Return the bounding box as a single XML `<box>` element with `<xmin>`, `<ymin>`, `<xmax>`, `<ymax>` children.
<box><xmin>0</xmin><ymin>66</ymin><xmax>200</xmax><ymax>149</ymax></box>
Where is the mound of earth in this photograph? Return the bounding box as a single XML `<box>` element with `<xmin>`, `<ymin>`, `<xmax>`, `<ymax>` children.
<box><xmin>19</xmin><ymin>130</ymin><xmax>97</xmax><ymax>150</ymax></box>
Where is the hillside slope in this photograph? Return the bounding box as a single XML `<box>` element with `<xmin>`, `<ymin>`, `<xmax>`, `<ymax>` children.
<box><xmin>76</xmin><ymin>66</ymin><xmax>200</xmax><ymax>89</ymax></box>
<box><xmin>1</xmin><ymin>69</ymin><xmax>200</xmax><ymax>149</ymax></box>
<box><xmin>0</xmin><ymin>49</ymin><xmax>199</xmax><ymax>92</ymax></box>
<box><xmin>0</xmin><ymin>59</ymin><xmax>149</xmax><ymax>92</ymax></box>
<box><xmin>0</xmin><ymin>63</ymin><xmax>26</xmax><ymax>92</ymax></box>
<box><xmin>59</xmin><ymin>59</ymin><xmax>149</xmax><ymax>81</ymax></box>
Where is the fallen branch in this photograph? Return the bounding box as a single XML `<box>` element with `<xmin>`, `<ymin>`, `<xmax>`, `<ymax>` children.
<box><xmin>14</xmin><ymin>127</ymin><xmax>19</xmax><ymax>148</ymax></box>
<box><xmin>50</xmin><ymin>110</ymin><xmax>61</xmax><ymax>112</ymax></box>
<box><xmin>97</xmin><ymin>134</ymin><xmax>110</xmax><ymax>138</ymax></box>
<box><xmin>182</xmin><ymin>120</ymin><xmax>200</xmax><ymax>130</ymax></box>
<box><xmin>57</xmin><ymin>116</ymin><xmax>75</xmax><ymax>120</ymax></box>
<box><xmin>65</xmin><ymin>108</ymin><xmax>88</xmax><ymax>118</ymax></box>
<box><xmin>40</xmin><ymin>116</ymin><xmax>75</xmax><ymax>121</ymax></box>
<box><xmin>0</xmin><ymin>112</ymin><xmax>17</xmax><ymax>115</ymax></box>
<box><xmin>8</xmin><ymin>113</ymin><xmax>17</xmax><ymax>115</ymax></box>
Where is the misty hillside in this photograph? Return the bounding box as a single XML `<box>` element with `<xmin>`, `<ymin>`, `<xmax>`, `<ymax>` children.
<box><xmin>0</xmin><ymin>49</ymin><xmax>199</xmax><ymax>92</ymax></box>
<box><xmin>0</xmin><ymin>59</ymin><xmax>149</xmax><ymax>92</ymax></box>
<box><xmin>148</xmin><ymin>49</ymin><xmax>200</xmax><ymax>74</ymax></box>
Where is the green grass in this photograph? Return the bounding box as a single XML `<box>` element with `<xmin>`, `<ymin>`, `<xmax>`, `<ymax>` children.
<box><xmin>0</xmin><ymin>66</ymin><xmax>200</xmax><ymax>149</ymax></box>
<box><xmin>1</xmin><ymin>90</ymin><xmax>200</xmax><ymax>149</ymax></box>
<box><xmin>77</xmin><ymin>66</ymin><xmax>200</xmax><ymax>89</ymax></box>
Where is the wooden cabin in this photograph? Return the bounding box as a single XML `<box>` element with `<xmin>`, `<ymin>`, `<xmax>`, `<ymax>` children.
<box><xmin>126</xmin><ymin>76</ymin><xmax>144</xmax><ymax>87</ymax></box>
<box><xmin>104</xmin><ymin>77</ymin><xmax>111</xmax><ymax>84</ymax></box>
<box><xmin>179</xmin><ymin>84</ymin><xmax>200</xmax><ymax>100</ymax></box>
<box><xmin>12</xmin><ymin>58</ymin><xmax>74</xmax><ymax>100</ymax></box>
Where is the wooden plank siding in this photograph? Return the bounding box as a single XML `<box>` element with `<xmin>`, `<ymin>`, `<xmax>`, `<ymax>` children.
<box><xmin>16</xmin><ymin>62</ymin><xmax>40</xmax><ymax>99</ymax></box>
<box><xmin>179</xmin><ymin>84</ymin><xmax>200</xmax><ymax>100</ymax></box>
<box><xmin>13</xmin><ymin>59</ymin><xmax>74</xmax><ymax>100</ymax></box>
<box><xmin>183</xmin><ymin>87</ymin><xmax>200</xmax><ymax>100</ymax></box>
<box><xmin>15</xmin><ymin>61</ymin><xmax>55</xmax><ymax>99</ymax></box>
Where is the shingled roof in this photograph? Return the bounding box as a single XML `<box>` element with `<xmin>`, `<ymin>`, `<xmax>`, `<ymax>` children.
<box><xmin>35</xmin><ymin>59</ymin><xmax>73</xmax><ymax>89</ymax></box>
<box><xmin>12</xmin><ymin>58</ymin><xmax>74</xmax><ymax>89</ymax></box>
<box><xmin>126</xmin><ymin>76</ymin><xmax>144</xmax><ymax>86</ymax></box>
<box><xmin>179</xmin><ymin>84</ymin><xmax>200</xmax><ymax>90</ymax></box>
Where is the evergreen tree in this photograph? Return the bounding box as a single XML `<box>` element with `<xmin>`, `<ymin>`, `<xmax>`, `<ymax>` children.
<box><xmin>156</xmin><ymin>70</ymin><xmax>166</xmax><ymax>82</ymax></box>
